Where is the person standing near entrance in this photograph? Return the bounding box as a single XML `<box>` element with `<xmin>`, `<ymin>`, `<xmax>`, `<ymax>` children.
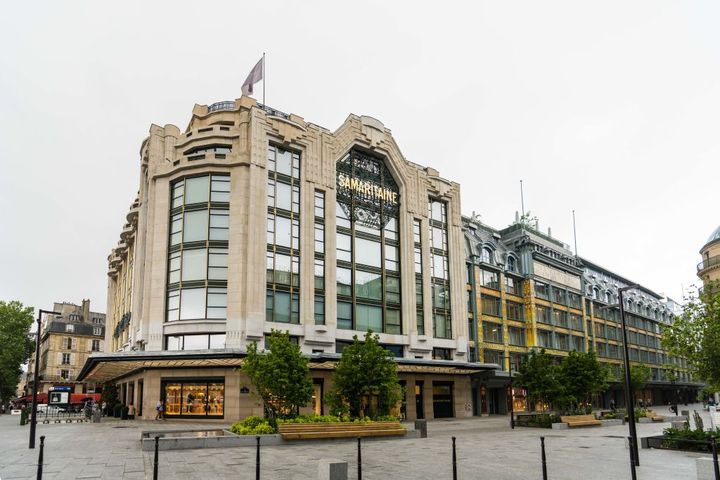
<box><xmin>155</xmin><ymin>400</ymin><xmax>164</xmax><ymax>420</ymax></box>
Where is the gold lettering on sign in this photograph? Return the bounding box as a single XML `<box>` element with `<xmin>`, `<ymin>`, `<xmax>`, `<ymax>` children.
<box><xmin>337</xmin><ymin>174</ymin><xmax>398</xmax><ymax>204</ymax></box>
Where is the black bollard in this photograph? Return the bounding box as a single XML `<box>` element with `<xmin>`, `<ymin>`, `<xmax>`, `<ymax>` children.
<box><xmin>452</xmin><ymin>436</ymin><xmax>457</xmax><ymax>480</ymax></box>
<box><xmin>36</xmin><ymin>435</ymin><xmax>45</xmax><ymax>480</ymax></box>
<box><xmin>540</xmin><ymin>436</ymin><xmax>547</xmax><ymax>480</ymax></box>
<box><xmin>711</xmin><ymin>437</ymin><xmax>719</xmax><ymax>480</ymax></box>
<box><xmin>627</xmin><ymin>436</ymin><xmax>637</xmax><ymax>480</ymax></box>
<box><xmin>153</xmin><ymin>436</ymin><xmax>159</xmax><ymax>480</ymax></box>
<box><xmin>256</xmin><ymin>436</ymin><xmax>260</xmax><ymax>480</ymax></box>
<box><xmin>357</xmin><ymin>437</ymin><xmax>362</xmax><ymax>480</ymax></box>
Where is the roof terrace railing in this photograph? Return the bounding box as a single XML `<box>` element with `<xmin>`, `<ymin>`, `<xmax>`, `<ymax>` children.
<box><xmin>208</xmin><ymin>101</ymin><xmax>236</xmax><ymax>112</ymax></box>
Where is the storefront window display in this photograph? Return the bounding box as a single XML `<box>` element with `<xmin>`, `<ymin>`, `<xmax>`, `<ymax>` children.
<box><xmin>163</xmin><ymin>379</ymin><xmax>224</xmax><ymax>418</ymax></box>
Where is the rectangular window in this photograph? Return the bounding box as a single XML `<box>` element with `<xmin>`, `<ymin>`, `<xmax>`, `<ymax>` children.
<box><xmin>66</xmin><ymin>337</ymin><xmax>72</xmax><ymax>349</ymax></box>
<box><xmin>552</xmin><ymin>287</ymin><xmax>566</xmax><ymax>305</ymax></box>
<box><xmin>567</xmin><ymin>292</ymin><xmax>582</xmax><ymax>309</ymax></box>
<box><xmin>483</xmin><ymin>349</ymin><xmax>504</xmax><ymax>370</ymax></box>
<box><xmin>569</xmin><ymin>314</ymin><xmax>583</xmax><ymax>331</ymax></box>
<box><xmin>506</xmin><ymin>301</ymin><xmax>524</xmax><ymax>321</ymax></box>
<box><xmin>432</xmin><ymin>348</ymin><xmax>453</xmax><ymax>360</ymax></box>
<box><xmin>508</xmin><ymin>326</ymin><xmax>526</xmax><ymax>346</ymax></box>
<box><xmin>505</xmin><ymin>277</ymin><xmax>522</xmax><ymax>296</ymax></box>
<box><xmin>62</xmin><ymin>353</ymin><xmax>71</xmax><ymax>365</ymax></box>
<box><xmin>537</xmin><ymin>330</ymin><xmax>553</xmax><ymax>349</ymax></box>
<box><xmin>556</xmin><ymin>333</ymin><xmax>570</xmax><ymax>350</ymax></box>
<box><xmin>536</xmin><ymin>305</ymin><xmax>551</xmax><ymax>324</ymax></box>
<box><xmin>481</xmin><ymin>296</ymin><xmax>502</xmax><ymax>317</ymax></box>
<box><xmin>65</xmin><ymin>324</ymin><xmax>74</xmax><ymax>333</ymax></box>
<box><xmin>92</xmin><ymin>340</ymin><xmax>100</xmax><ymax>351</ymax></box>
<box><xmin>314</xmin><ymin>296</ymin><xmax>325</xmax><ymax>325</ymax></box>
<box><xmin>553</xmin><ymin>310</ymin><xmax>568</xmax><ymax>328</ymax></box>
<box><xmin>480</xmin><ymin>270</ymin><xmax>499</xmax><ymax>289</ymax></box>
<box><xmin>60</xmin><ymin>369</ymin><xmax>70</xmax><ymax>379</ymax></box>
<box><xmin>482</xmin><ymin>322</ymin><xmax>503</xmax><ymax>344</ymax></box>
<box><xmin>535</xmin><ymin>282</ymin><xmax>549</xmax><ymax>299</ymax></box>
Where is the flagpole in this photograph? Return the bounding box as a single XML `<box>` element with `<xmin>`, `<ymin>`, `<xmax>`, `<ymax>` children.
<box><xmin>262</xmin><ymin>52</ymin><xmax>266</xmax><ymax>105</ymax></box>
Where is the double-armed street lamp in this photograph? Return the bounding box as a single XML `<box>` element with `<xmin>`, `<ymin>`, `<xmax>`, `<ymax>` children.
<box><xmin>29</xmin><ymin>309</ymin><xmax>60</xmax><ymax>449</ymax></box>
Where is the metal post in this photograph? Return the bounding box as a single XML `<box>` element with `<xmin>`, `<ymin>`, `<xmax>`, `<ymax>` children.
<box><xmin>357</xmin><ymin>437</ymin><xmax>362</xmax><ymax>480</ymax></box>
<box><xmin>452</xmin><ymin>436</ymin><xmax>457</xmax><ymax>480</ymax></box>
<box><xmin>619</xmin><ymin>288</ymin><xmax>640</xmax><ymax>466</ymax></box>
<box><xmin>256</xmin><ymin>436</ymin><xmax>260</xmax><ymax>480</ymax></box>
<box><xmin>627</xmin><ymin>436</ymin><xmax>637</xmax><ymax>480</ymax></box>
<box><xmin>153</xmin><ymin>436</ymin><xmax>159</xmax><ymax>480</ymax></box>
<box><xmin>540</xmin><ymin>436</ymin><xmax>547</xmax><ymax>480</ymax></box>
<box><xmin>36</xmin><ymin>435</ymin><xmax>45</xmax><ymax>480</ymax></box>
<box><xmin>509</xmin><ymin>362</ymin><xmax>515</xmax><ymax>430</ymax></box>
<box><xmin>711</xmin><ymin>437</ymin><xmax>719</xmax><ymax>480</ymax></box>
<box><xmin>29</xmin><ymin>309</ymin><xmax>59</xmax><ymax>449</ymax></box>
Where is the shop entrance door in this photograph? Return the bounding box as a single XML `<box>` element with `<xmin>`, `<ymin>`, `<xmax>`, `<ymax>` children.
<box><xmin>433</xmin><ymin>382</ymin><xmax>454</xmax><ymax>419</ymax></box>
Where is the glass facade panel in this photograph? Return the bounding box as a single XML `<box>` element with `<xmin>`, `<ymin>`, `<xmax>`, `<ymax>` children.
<box><xmin>183</xmin><ymin>210</ymin><xmax>208</xmax><ymax>242</ymax></box>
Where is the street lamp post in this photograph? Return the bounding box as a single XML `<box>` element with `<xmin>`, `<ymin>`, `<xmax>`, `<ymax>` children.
<box><xmin>618</xmin><ymin>285</ymin><xmax>640</xmax><ymax>469</ymax></box>
<box><xmin>29</xmin><ymin>309</ymin><xmax>60</xmax><ymax>449</ymax></box>
<box><xmin>504</xmin><ymin>354</ymin><xmax>515</xmax><ymax>429</ymax></box>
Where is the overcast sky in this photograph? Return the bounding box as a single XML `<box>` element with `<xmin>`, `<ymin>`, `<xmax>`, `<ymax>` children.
<box><xmin>1</xmin><ymin>1</ymin><xmax>717</xmax><ymax>315</ymax></box>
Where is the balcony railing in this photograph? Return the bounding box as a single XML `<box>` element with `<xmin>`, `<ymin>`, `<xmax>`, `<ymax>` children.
<box><xmin>697</xmin><ymin>255</ymin><xmax>720</xmax><ymax>272</ymax></box>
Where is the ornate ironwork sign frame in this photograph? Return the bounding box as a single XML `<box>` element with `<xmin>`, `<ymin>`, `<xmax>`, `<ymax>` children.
<box><xmin>336</xmin><ymin>149</ymin><xmax>400</xmax><ymax>229</ymax></box>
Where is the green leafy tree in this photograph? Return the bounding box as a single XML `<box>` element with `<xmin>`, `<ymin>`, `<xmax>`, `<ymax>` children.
<box><xmin>100</xmin><ymin>383</ymin><xmax>120</xmax><ymax>411</ymax></box>
<box><xmin>328</xmin><ymin>331</ymin><xmax>403</xmax><ymax>418</ymax></box>
<box><xmin>513</xmin><ymin>348</ymin><xmax>562</xmax><ymax>411</ymax></box>
<box><xmin>662</xmin><ymin>282</ymin><xmax>720</xmax><ymax>391</ymax></box>
<box><xmin>242</xmin><ymin>330</ymin><xmax>313</xmax><ymax>424</ymax></box>
<box><xmin>619</xmin><ymin>365</ymin><xmax>652</xmax><ymax>392</ymax></box>
<box><xmin>557</xmin><ymin>350</ymin><xmax>609</xmax><ymax>411</ymax></box>
<box><xmin>0</xmin><ymin>301</ymin><xmax>35</xmax><ymax>403</ymax></box>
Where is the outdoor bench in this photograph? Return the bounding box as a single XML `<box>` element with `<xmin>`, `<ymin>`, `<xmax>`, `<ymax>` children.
<box><xmin>645</xmin><ymin>410</ymin><xmax>665</xmax><ymax>422</ymax></box>
<box><xmin>277</xmin><ymin>421</ymin><xmax>406</xmax><ymax>440</ymax></box>
<box><xmin>560</xmin><ymin>414</ymin><xmax>602</xmax><ymax>427</ymax></box>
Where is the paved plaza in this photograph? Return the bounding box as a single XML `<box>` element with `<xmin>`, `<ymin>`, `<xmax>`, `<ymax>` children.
<box><xmin>0</xmin><ymin>405</ymin><xmax>714</xmax><ymax>479</ymax></box>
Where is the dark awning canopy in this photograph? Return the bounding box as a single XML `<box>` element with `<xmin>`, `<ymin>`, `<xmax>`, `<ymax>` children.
<box><xmin>77</xmin><ymin>349</ymin><xmax>497</xmax><ymax>384</ymax></box>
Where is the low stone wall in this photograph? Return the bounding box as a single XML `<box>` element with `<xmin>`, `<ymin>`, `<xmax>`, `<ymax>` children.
<box><xmin>140</xmin><ymin>430</ymin><xmax>283</xmax><ymax>451</ymax></box>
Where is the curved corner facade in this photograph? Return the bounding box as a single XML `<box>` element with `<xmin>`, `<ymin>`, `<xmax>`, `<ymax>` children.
<box><xmin>698</xmin><ymin>226</ymin><xmax>720</xmax><ymax>286</ymax></box>
<box><xmin>84</xmin><ymin>97</ymin><xmax>488</xmax><ymax>421</ymax></box>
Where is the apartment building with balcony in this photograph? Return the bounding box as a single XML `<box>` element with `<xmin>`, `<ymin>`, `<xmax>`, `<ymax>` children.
<box><xmin>25</xmin><ymin>300</ymin><xmax>105</xmax><ymax>396</ymax></box>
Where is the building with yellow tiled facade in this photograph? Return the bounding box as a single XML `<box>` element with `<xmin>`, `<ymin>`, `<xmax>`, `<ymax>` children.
<box><xmin>465</xmin><ymin>216</ymin><xmax>699</xmax><ymax>414</ymax></box>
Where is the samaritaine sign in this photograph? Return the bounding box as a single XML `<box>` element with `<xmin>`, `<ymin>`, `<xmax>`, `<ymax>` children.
<box><xmin>336</xmin><ymin>149</ymin><xmax>400</xmax><ymax>229</ymax></box>
<box><xmin>337</xmin><ymin>173</ymin><xmax>398</xmax><ymax>204</ymax></box>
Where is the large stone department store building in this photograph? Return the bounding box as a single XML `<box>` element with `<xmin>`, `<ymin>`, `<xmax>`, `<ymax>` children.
<box><xmin>79</xmin><ymin>96</ymin><xmax>699</xmax><ymax>420</ymax></box>
<box><xmin>78</xmin><ymin>97</ymin><xmax>488</xmax><ymax>420</ymax></box>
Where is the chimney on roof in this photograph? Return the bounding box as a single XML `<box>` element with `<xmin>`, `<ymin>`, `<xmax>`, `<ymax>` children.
<box><xmin>82</xmin><ymin>299</ymin><xmax>90</xmax><ymax>323</ymax></box>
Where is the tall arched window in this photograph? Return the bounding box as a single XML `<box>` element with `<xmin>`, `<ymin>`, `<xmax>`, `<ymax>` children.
<box><xmin>335</xmin><ymin>149</ymin><xmax>401</xmax><ymax>334</ymax></box>
<box><xmin>506</xmin><ymin>256</ymin><xmax>517</xmax><ymax>273</ymax></box>
<box><xmin>604</xmin><ymin>291</ymin><xmax>611</xmax><ymax>303</ymax></box>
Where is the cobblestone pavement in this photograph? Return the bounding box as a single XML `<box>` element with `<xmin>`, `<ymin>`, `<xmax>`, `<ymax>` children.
<box><xmin>0</xmin><ymin>405</ymin><xmax>713</xmax><ymax>479</ymax></box>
